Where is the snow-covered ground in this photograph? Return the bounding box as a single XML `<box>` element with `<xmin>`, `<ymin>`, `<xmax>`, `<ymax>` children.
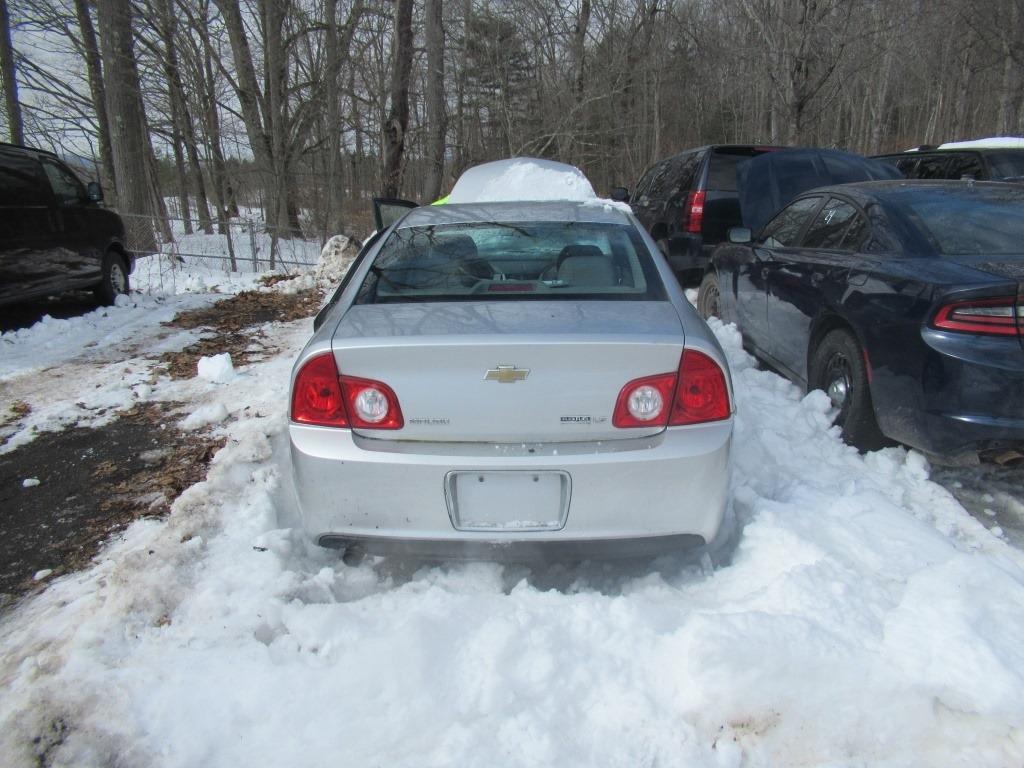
<box><xmin>2</xmin><ymin>283</ymin><xmax>1024</xmax><ymax>766</ymax></box>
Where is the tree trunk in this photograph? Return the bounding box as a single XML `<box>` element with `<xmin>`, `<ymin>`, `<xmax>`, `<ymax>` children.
<box><xmin>73</xmin><ymin>0</ymin><xmax>116</xmax><ymax>197</ymax></box>
<box><xmin>423</xmin><ymin>0</ymin><xmax>446</xmax><ymax>201</ymax></box>
<box><xmin>0</xmin><ymin>0</ymin><xmax>24</xmax><ymax>144</ymax></box>
<box><xmin>382</xmin><ymin>0</ymin><xmax>414</xmax><ymax>198</ymax></box>
<box><xmin>97</xmin><ymin>0</ymin><xmax>156</xmax><ymax>251</ymax></box>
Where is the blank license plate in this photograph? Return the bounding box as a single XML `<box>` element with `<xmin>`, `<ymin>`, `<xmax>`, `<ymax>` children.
<box><xmin>445</xmin><ymin>470</ymin><xmax>571</xmax><ymax>532</ymax></box>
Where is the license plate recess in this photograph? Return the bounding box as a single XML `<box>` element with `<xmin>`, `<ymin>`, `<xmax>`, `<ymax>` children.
<box><xmin>444</xmin><ymin>470</ymin><xmax>571</xmax><ymax>532</ymax></box>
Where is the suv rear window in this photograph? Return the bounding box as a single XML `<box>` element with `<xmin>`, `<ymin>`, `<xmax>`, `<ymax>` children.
<box><xmin>984</xmin><ymin>152</ymin><xmax>1024</xmax><ymax>181</ymax></box>
<box><xmin>357</xmin><ymin>222</ymin><xmax>666</xmax><ymax>303</ymax></box>
<box><xmin>707</xmin><ymin>148</ymin><xmax>772</xmax><ymax>192</ymax></box>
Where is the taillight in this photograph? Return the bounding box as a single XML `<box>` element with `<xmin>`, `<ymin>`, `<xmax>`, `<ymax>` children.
<box><xmin>340</xmin><ymin>376</ymin><xmax>404</xmax><ymax>429</ymax></box>
<box><xmin>613</xmin><ymin>350</ymin><xmax>731</xmax><ymax>429</ymax></box>
<box><xmin>670</xmin><ymin>349</ymin><xmax>731</xmax><ymax>425</ymax></box>
<box><xmin>291</xmin><ymin>353</ymin><xmax>403</xmax><ymax>429</ymax></box>
<box><xmin>613</xmin><ymin>373</ymin><xmax>677</xmax><ymax>427</ymax></box>
<box><xmin>932</xmin><ymin>297</ymin><xmax>1021</xmax><ymax>337</ymax></box>
<box><xmin>291</xmin><ymin>353</ymin><xmax>348</xmax><ymax>427</ymax></box>
<box><xmin>683</xmin><ymin>190</ymin><xmax>706</xmax><ymax>234</ymax></box>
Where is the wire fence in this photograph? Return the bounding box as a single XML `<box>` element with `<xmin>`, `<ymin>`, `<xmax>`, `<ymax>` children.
<box><xmin>120</xmin><ymin>212</ymin><xmax>325</xmax><ymax>276</ymax></box>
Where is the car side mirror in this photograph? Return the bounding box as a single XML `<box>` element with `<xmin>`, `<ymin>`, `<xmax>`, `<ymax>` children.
<box><xmin>86</xmin><ymin>181</ymin><xmax>104</xmax><ymax>203</ymax></box>
<box><xmin>727</xmin><ymin>226</ymin><xmax>752</xmax><ymax>244</ymax></box>
<box><xmin>609</xmin><ymin>186</ymin><xmax>630</xmax><ymax>202</ymax></box>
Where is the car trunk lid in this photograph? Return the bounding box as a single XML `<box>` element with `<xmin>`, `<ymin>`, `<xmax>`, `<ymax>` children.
<box><xmin>331</xmin><ymin>301</ymin><xmax>685</xmax><ymax>442</ymax></box>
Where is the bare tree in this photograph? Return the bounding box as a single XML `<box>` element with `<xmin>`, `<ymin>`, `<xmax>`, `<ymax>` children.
<box><xmin>0</xmin><ymin>0</ymin><xmax>24</xmax><ymax>143</ymax></box>
<box><xmin>423</xmin><ymin>0</ymin><xmax>446</xmax><ymax>200</ymax></box>
<box><xmin>382</xmin><ymin>0</ymin><xmax>413</xmax><ymax>198</ymax></box>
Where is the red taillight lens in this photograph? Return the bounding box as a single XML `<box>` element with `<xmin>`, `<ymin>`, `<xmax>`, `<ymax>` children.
<box><xmin>612</xmin><ymin>373</ymin><xmax>677</xmax><ymax>428</ymax></box>
<box><xmin>670</xmin><ymin>349</ymin><xmax>731</xmax><ymax>425</ymax></box>
<box><xmin>291</xmin><ymin>354</ymin><xmax>403</xmax><ymax>429</ymax></box>
<box><xmin>291</xmin><ymin>353</ymin><xmax>349</xmax><ymax>427</ymax></box>
<box><xmin>932</xmin><ymin>297</ymin><xmax>1020</xmax><ymax>337</ymax></box>
<box><xmin>683</xmin><ymin>190</ymin><xmax>706</xmax><ymax>234</ymax></box>
<box><xmin>340</xmin><ymin>376</ymin><xmax>404</xmax><ymax>429</ymax></box>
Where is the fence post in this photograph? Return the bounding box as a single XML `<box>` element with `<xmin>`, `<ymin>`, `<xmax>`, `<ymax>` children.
<box><xmin>248</xmin><ymin>218</ymin><xmax>258</xmax><ymax>271</ymax></box>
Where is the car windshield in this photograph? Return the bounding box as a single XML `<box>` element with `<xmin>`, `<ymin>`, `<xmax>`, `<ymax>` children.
<box><xmin>356</xmin><ymin>221</ymin><xmax>666</xmax><ymax>303</ymax></box>
<box><xmin>893</xmin><ymin>188</ymin><xmax>1024</xmax><ymax>255</ymax></box>
<box><xmin>984</xmin><ymin>151</ymin><xmax>1024</xmax><ymax>181</ymax></box>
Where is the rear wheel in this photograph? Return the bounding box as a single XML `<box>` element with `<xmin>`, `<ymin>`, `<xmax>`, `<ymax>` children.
<box><xmin>808</xmin><ymin>328</ymin><xmax>887</xmax><ymax>451</ymax></box>
<box><xmin>94</xmin><ymin>251</ymin><xmax>129</xmax><ymax>305</ymax></box>
<box><xmin>696</xmin><ymin>271</ymin><xmax>721</xmax><ymax>320</ymax></box>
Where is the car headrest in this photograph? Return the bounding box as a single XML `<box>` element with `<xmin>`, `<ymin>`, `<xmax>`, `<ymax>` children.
<box><xmin>556</xmin><ymin>244</ymin><xmax>606</xmax><ymax>267</ymax></box>
<box><xmin>432</xmin><ymin>234</ymin><xmax>478</xmax><ymax>261</ymax></box>
<box><xmin>557</xmin><ymin>254</ymin><xmax>617</xmax><ymax>287</ymax></box>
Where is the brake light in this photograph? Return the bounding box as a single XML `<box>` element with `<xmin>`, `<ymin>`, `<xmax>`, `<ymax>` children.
<box><xmin>683</xmin><ymin>190</ymin><xmax>706</xmax><ymax>234</ymax></box>
<box><xmin>340</xmin><ymin>376</ymin><xmax>404</xmax><ymax>429</ymax></box>
<box><xmin>613</xmin><ymin>373</ymin><xmax>677</xmax><ymax>427</ymax></box>
<box><xmin>290</xmin><ymin>353</ymin><xmax>403</xmax><ymax>429</ymax></box>
<box><xmin>613</xmin><ymin>350</ymin><xmax>731</xmax><ymax>428</ymax></box>
<box><xmin>291</xmin><ymin>353</ymin><xmax>348</xmax><ymax>427</ymax></box>
<box><xmin>932</xmin><ymin>297</ymin><xmax>1021</xmax><ymax>337</ymax></box>
<box><xmin>670</xmin><ymin>349</ymin><xmax>731</xmax><ymax>425</ymax></box>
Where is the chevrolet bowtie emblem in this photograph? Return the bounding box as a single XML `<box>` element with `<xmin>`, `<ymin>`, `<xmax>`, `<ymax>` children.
<box><xmin>484</xmin><ymin>365</ymin><xmax>530</xmax><ymax>383</ymax></box>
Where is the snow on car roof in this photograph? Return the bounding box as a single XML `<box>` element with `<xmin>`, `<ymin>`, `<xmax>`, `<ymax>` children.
<box><xmin>446</xmin><ymin>157</ymin><xmax>600</xmax><ymax>204</ymax></box>
<box><xmin>399</xmin><ymin>199</ymin><xmax>631</xmax><ymax>228</ymax></box>
<box><xmin>938</xmin><ymin>136</ymin><xmax>1024</xmax><ymax>150</ymax></box>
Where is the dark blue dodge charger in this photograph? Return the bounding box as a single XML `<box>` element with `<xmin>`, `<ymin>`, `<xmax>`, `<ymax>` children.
<box><xmin>698</xmin><ymin>180</ymin><xmax>1023</xmax><ymax>460</ymax></box>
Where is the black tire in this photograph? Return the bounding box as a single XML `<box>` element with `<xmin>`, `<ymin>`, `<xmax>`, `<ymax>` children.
<box><xmin>696</xmin><ymin>271</ymin><xmax>721</xmax><ymax>320</ymax></box>
<box><xmin>94</xmin><ymin>251</ymin><xmax>129</xmax><ymax>305</ymax></box>
<box><xmin>808</xmin><ymin>328</ymin><xmax>888</xmax><ymax>452</ymax></box>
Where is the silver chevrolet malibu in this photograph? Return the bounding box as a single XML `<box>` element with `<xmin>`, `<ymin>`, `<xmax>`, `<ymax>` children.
<box><xmin>289</xmin><ymin>199</ymin><xmax>734</xmax><ymax>560</ymax></box>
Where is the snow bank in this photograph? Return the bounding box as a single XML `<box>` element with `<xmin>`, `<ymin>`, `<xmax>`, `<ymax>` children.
<box><xmin>2</xmin><ymin>315</ymin><xmax>1024</xmax><ymax>766</ymax></box>
<box><xmin>940</xmin><ymin>136</ymin><xmax>1024</xmax><ymax>150</ymax></box>
<box><xmin>447</xmin><ymin>158</ymin><xmax>599</xmax><ymax>203</ymax></box>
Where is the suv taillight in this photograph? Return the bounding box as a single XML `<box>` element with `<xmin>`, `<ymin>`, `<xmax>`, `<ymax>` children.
<box><xmin>931</xmin><ymin>297</ymin><xmax>1021</xmax><ymax>337</ymax></box>
<box><xmin>682</xmin><ymin>190</ymin><xmax>706</xmax><ymax>234</ymax></box>
<box><xmin>291</xmin><ymin>353</ymin><xmax>403</xmax><ymax>429</ymax></box>
<box><xmin>613</xmin><ymin>349</ymin><xmax>731</xmax><ymax>428</ymax></box>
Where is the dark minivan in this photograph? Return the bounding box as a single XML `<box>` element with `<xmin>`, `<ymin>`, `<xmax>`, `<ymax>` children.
<box><xmin>629</xmin><ymin>145</ymin><xmax>780</xmax><ymax>275</ymax></box>
<box><xmin>873</xmin><ymin>147</ymin><xmax>1024</xmax><ymax>183</ymax></box>
<box><xmin>0</xmin><ymin>143</ymin><xmax>131</xmax><ymax>308</ymax></box>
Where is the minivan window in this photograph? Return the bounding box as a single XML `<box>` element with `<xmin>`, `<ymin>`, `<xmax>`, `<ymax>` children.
<box><xmin>357</xmin><ymin>222</ymin><xmax>666</xmax><ymax>303</ymax></box>
<box><xmin>41</xmin><ymin>159</ymin><xmax>86</xmax><ymax>207</ymax></box>
<box><xmin>984</xmin><ymin>152</ymin><xmax>1024</xmax><ymax>180</ymax></box>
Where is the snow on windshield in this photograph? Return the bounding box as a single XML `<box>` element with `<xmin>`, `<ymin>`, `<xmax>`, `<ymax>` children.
<box><xmin>446</xmin><ymin>157</ymin><xmax>599</xmax><ymax>203</ymax></box>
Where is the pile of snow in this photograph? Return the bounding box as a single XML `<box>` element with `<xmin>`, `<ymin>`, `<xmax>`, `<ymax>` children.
<box><xmin>315</xmin><ymin>235</ymin><xmax>361</xmax><ymax>288</ymax></box>
<box><xmin>2</xmin><ymin>312</ymin><xmax>1024</xmax><ymax>766</ymax></box>
<box><xmin>179</xmin><ymin>402</ymin><xmax>230</xmax><ymax>430</ymax></box>
<box><xmin>940</xmin><ymin>136</ymin><xmax>1024</xmax><ymax>150</ymax></box>
<box><xmin>447</xmin><ymin>157</ymin><xmax>600</xmax><ymax>203</ymax></box>
<box><xmin>197</xmin><ymin>353</ymin><xmax>235</xmax><ymax>384</ymax></box>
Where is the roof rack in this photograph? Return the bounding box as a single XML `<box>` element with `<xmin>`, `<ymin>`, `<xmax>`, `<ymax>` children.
<box><xmin>0</xmin><ymin>141</ymin><xmax>59</xmax><ymax>158</ymax></box>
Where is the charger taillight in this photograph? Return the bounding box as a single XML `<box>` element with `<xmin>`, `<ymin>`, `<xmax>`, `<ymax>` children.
<box><xmin>683</xmin><ymin>190</ymin><xmax>706</xmax><ymax>234</ymax></box>
<box><xmin>932</xmin><ymin>297</ymin><xmax>1021</xmax><ymax>337</ymax></box>
<box><xmin>291</xmin><ymin>353</ymin><xmax>403</xmax><ymax>429</ymax></box>
<box><xmin>613</xmin><ymin>349</ymin><xmax>730</xmax><ymax>428</ymax></box>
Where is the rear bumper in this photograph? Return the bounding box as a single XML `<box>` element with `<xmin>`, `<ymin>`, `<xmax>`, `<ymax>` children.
<box><xmin>289</xmin><ymin>421</ymin><xmax>732</xmax><ymax>557</ymax></box>
<box><xmin>874</xmin><ymin>328</ymin><xmax>1024</xmax><ymax>456</ymax></box>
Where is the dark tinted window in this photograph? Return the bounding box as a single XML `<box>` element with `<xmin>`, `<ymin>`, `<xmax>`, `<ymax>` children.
<box><xmin>759</xmin><ymin>197</ymin><xmax>821</xmax><ymax>248</ymax></box>
<box><xmin>944</xmin><ymin>153</ymin><xmax>985</xmax><ymax>180</ymax></box>
<box><xmin>914</xmin><ymin>155</ymin><xmax>951</xmax><ymax>179</ymax></box>
<box><xmin>357</xmin><ymin>222</ymin><xmax>666</xmax><ymax>303</ymax></box>
<box><xmin>892</xmin><ymin>188</ymin><xmax>1024</xmax><ymax>255</ymax></box>
<box><xmin>840</xmin><ymin>213</ymin><xmax>870</xmax><ymax>250</ymax></box>
<box><xmin>891</xmin><ymin>157</ymin><xmax>919</xmax><ymax>175</ymax></box>
<box><xmin>984</xmin><ymin>151</ymin><xmax>1024</xmax><ymax>180</ymax></box>
<box><xmin>0</xmin><ymin>152</ymin><xmax>49</xmax><ymax>207</ymax></box>
<box><xmin>41</xmin><ymin>159</ymin><xmax>85</xmax><ymax>206</ymax></box>
<box><xmin>802</xmin><ymin>199</ymin><xmax>860</xmax><ymax>249</ymax></box>
<box><xmin>632</xmin><ymin>163</ymin><xmax>661</xmax><ymax>202</ymax></box>
<box><xmin>707</xmin><ymin>149</ymin><xmax>766</xmax><ymax>191</ymax></box>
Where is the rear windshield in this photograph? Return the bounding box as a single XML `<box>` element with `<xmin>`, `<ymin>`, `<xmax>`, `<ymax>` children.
<box><xmin>356</xmin><ymin>221</ymin><xmax>666</xmax><ymax>303</ymax></box>
<box><xmin>984</xmin><ymin>152</ymin><xmax>1024</xmax><ymax>181</ymax></box>
<box><xmin>707</xmin><ymin>148</ymin><xmax>774</xmax><ymax>191</ymax></box>
<box><xmin>894</xmin><ymin>189</ymin><xmax>1024</xmax><ymax>255</ymax></box>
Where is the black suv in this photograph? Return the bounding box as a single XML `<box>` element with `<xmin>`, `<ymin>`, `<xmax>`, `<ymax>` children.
<box><xmin>1</xmin><ymin>143</ymin><xmax>131</xmax><ymax>308</ymax></box>
<box><xmin>628</xmin><ymin>145</ymin><xmax>781</xmax><ymax>275</ymax></box>
<box><xmin>873</xmin><ymin>146</ymin><xmax>1024</xmax><ymax>182</ymax></box>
